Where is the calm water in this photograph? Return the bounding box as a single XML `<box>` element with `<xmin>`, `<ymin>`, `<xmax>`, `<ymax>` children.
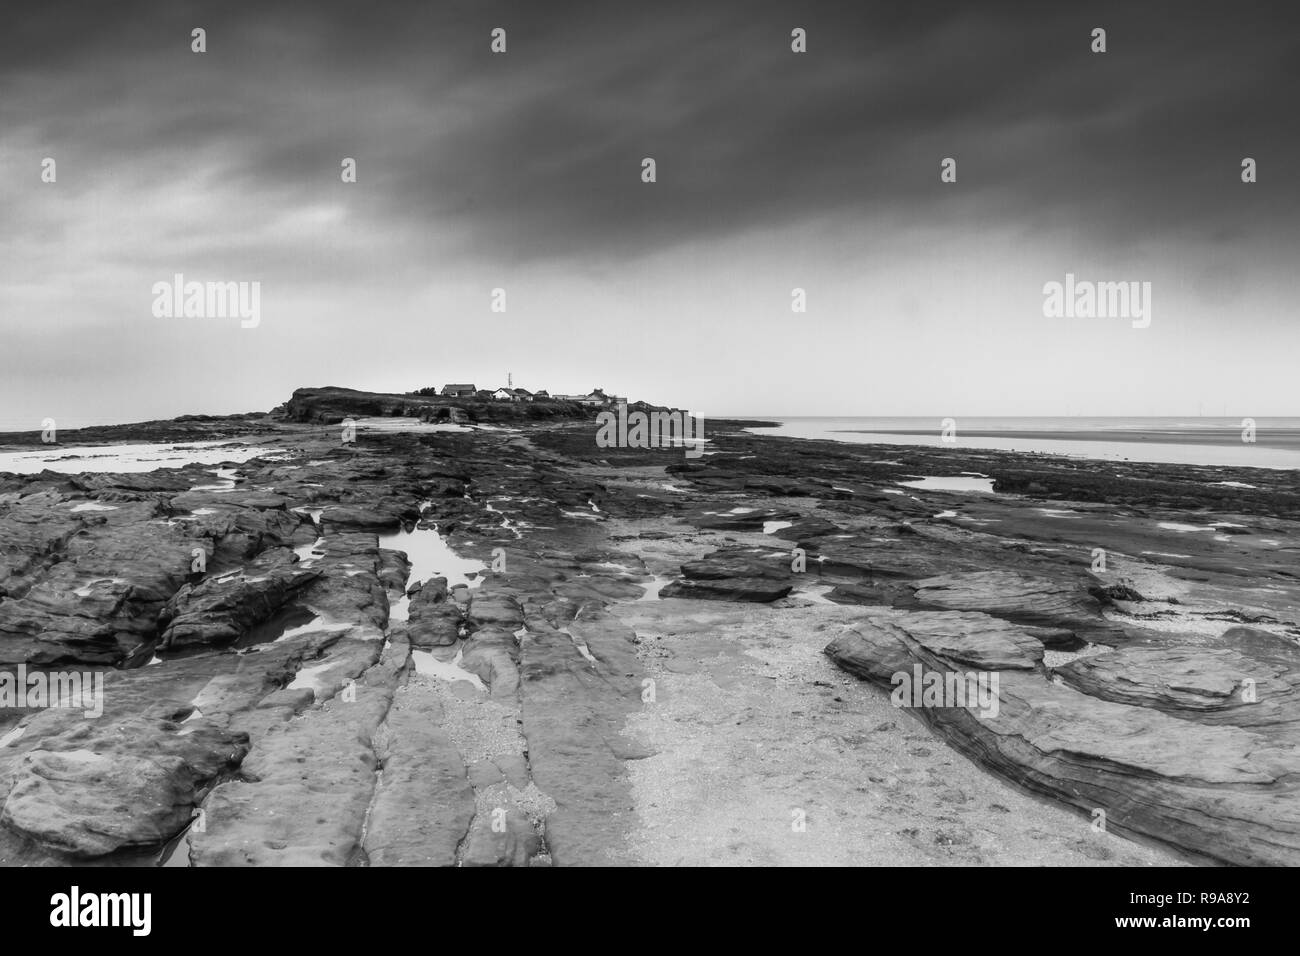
<box><xmin>0</xmin><ymin>441</ymin><xmax>274</xmax><ymax>474</ymax></box>
<box><xmin>745</xmin><ymin>417</ymin><xmax>1300</xmax><ymax>470</ymax></box>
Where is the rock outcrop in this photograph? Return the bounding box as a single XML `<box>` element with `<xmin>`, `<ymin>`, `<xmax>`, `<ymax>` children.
<box><xmin>825</xmin><ymin>609</ymin><xmax>1300</xmax><ymax>866</ymax></box>
<box><xmin>159</xmin><ymin>550</ymin><xmax>321</xmax><ymax>648</ymax></box>
<box><xmin>660</xmin><ymin>548</ymin><xmax>795</xmax><ymax>603</ymax></box>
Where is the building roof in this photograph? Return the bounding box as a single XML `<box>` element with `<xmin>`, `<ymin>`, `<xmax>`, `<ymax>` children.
<box><xmin>441</xmin><ymin>383</ymin><xmax>476</xmax><ymax>392</ymax></box>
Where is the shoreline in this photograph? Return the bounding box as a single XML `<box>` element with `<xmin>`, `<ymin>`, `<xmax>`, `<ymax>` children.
<box><xmin>832</xmin><ymin>427</ymin><xmax>1300</xmax><ymax>450</ymax></box>
<box><xmin>742</xmin><ymin>422</ymin><xmax>1300</xmax><ymax>470</ymax></box>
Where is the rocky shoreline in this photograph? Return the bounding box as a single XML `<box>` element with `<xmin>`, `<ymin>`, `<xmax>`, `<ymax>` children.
<box><xmin>0</xmin><ymin>387</ymin><xmax>1296</xmax><ymax>866</ymax></box>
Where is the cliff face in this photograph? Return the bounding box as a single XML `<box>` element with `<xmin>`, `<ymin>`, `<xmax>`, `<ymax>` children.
<box><xmin>271</xmin><ymin>386</ymin><xmax>595</xmax><ymax>425</ymax></box>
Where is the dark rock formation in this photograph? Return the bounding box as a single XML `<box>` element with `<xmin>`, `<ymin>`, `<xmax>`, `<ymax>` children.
<box><xmin>911</xmin><ymin>570</ymin><xmax>1118</xmax><ymax>646</ymax></box>
<box><xmin>159</xmin><ymin>550</ymin><xmax>321</xmax><ymax>648</ymax></box>
<box><xmin>660</xmin><ymin>548</ymin><xmax>795</xmax><ymax>603</ymax></box>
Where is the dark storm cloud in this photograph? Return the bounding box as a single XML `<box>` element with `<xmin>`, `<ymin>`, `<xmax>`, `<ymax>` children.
<box><xmin>3</xmin><ymin>0</ymin><xmax>1297</xmax><ymax>267</ymax></box>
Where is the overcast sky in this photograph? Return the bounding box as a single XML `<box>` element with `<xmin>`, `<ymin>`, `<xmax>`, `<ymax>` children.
<box><xmin>1</xmin><ymin>0</ymin><xmax>1298</xmax><ymax>425</ymax></box>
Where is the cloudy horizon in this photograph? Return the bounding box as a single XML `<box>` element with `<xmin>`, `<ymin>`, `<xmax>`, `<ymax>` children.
<box><xmin>2</xmin><ymin>0</ymin><xmax>1298</xmax><ymax>428</ymax></box>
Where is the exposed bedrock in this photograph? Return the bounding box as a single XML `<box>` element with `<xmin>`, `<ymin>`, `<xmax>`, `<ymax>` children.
<box><xmin>825</xmin><ymin>609</ymin><xmax>1300</xmax><ymax>866</ymax></box>
<box><xmin>159</xmin><ymin>549</ymin><xmax>321</xmax><ymax>649</ymax></box>
<box><xmin>909</xmin><ymin>570</ymin><xmax>1122</xmax><ymax>647</ymax></box>
<box><xmin>2</xmin><ymin>407</ymin><xmax>1297</xmax><ymax>868</ymax></box>
<box><xmin>660</xmin><ymin>547</ymin><xmax>795</xmax><ymax>603</ymax></box>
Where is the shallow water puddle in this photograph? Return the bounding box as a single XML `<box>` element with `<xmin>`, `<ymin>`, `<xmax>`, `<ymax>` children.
<box><xmin>411</xmin><ymin>648</ymin><xmax>485</xmax><ymax>690</ymax></box>
<box><xmin>286</xmin><ymin>661</ymin><xmax>339</xmax><ymax>698</ymax></box>
<box><xmin>379</xmin><ymin>524</ymin><xmax>487</xmax><ymax>590</ymax></box>
<box><xmin>590</xmin><ymin>560</ymin><xmax>640</xmax><ymax>574</ymax></box>
<box><xmin>293</xmin><ymin>537</ymin><xmax>327</xmax><ymax>565</ymax></box>
<box><xmin>0</xmin><ymin>442</ymin><xmax>271</xmax><ymax>475</ymax></box>
<box><xmin>897</xmin><ymin>476</ymin><xmax>996</xmax><ymax>493</ymax></box>
<box><xmin>790</xmin><ymin>585</ymin><xmax>838</xmax><ymax>605</ymax></box>
<box><xmin>485</xmin><ymin>501</ymin><xmax>523</xmax><ymax>538</ymax></box>
<box><xmin>381</xmin><ymin>522</ymin><xmax>487</xmax><ymax>623</ymax></box>
<box><xmin>189</xmin><ymin>467</ymin><xmax>241</xmax><ymax>492</ymax></box>
<box><xmin>637</xmin><ymin>575</ymin><xmax>674</xmax><ymax>601</ymax></box>
<box><xmin>1036</xmin><ymin>508</ymin><xmax>1081</xmax><ymax>518</ymax></box>
<box><xmin>71</xmin><ymin>577</ymin><xmax>129</xmax><ymax>597</ymax></box>
<box><xmin>562</xmin><ymin>629</ymin><xmax>599</xmax><ymax>665</ymax></box>
<box><xmin>236</xmin><ymin>606</ymin><xmax>351</xmax><ymax>650</ymax></box>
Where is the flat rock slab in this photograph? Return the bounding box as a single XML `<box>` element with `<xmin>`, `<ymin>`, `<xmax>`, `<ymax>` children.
<box><xmin>188</xmin><ymin>640</ymin><xmax>404</xmax><ymax>866</ymax></box>
<box><xmin>660</xmin><ymin>548</ymin><xmax>796</xmax><ymax>603</ymax></box>
<box><xmin>160</xmin><ymin>558</ymin><xmax>321</xmax><ymax>648</ymax></box>
<box><xmin>1055</xmin><ymin>644</ymin><xmax>1299</xmax><ymax>734</ymax></box>
<box><xmin>682</xmin><ymin>508</ymin><xmax>799</xmax><ymax>532</ymax></box>
<box><xmin>0</xmin><ymin>715</ymin><xmax>248</xmax><ymax>858</ymax></box>
<box><xmin>825</xmin><ymin>609</ymin><xmax>1300</xmax><ymax>865</ymax></box>
<box><xmin>660</xmin><ymin>577</ymin><xmax>793</xmax><ymax>603</ymax></box>
<box><xmin>3</xmin><ymin>750</ymin><xmax>195</xmax><ymax>857</ymax></box>
<box><xmin>363</xmin><ymin>674</ymin><xmax>475</xmax><ymax>867</ymax></box>
<box><xmin>912</xmin><ymin>570</ymin><xmax>1117</xmax><ymax>645</ymax></box>
<box><xmin>520</xmin><ymin>608</ymin><xmax>644</xmax><ymax>866</ymax></box>
<box><xmin>461</xmin><ymin>806</ymin><xmax>541</xmax><ymax>867</ymax></box>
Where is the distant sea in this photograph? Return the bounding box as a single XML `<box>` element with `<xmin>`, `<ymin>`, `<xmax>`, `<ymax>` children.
<box><xmin>743</xmin><ymin>417</ymin><xmax>1300</xmax><ymax>470</ymax></box>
